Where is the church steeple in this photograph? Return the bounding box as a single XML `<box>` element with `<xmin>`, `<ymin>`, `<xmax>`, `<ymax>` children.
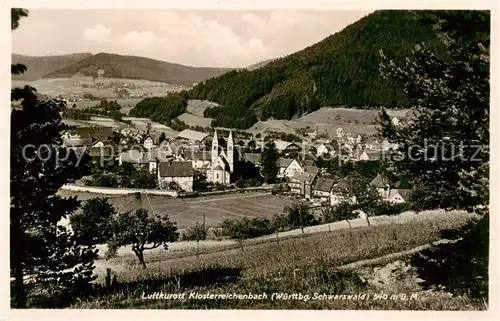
<box><xmin>211</xmin><ymin>130</ymin><xmax>219</xmax><ymax>164</ymax></box>
<box><xmin>227</xmin><ymin>130</ymin><xmax>234</xmax><ymax>172</ymax></box>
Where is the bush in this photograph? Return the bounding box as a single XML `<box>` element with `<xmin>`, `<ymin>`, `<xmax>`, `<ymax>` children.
<box><xmin>217</xmin><ymin>217</ymin><xmax>273</xmax><ymax>240</ymax></box>
<box><xmin>373</xmin><ymin>201</ymin><xmax>409</xmax><ymax>217</ymax></box>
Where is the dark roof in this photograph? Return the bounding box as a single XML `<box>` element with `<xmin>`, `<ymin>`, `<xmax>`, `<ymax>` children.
<box><xmin>313</xmin><ymin>177</ymin><xmax>335</xmax><ymax>192</ymax></box>
<box><xmin>304</xmin><ymin>165</ymin><xmax>320</xmax><ymax>175</ymax></box>
<box><xmin>300</xmin><ymin>159</ymin><xmax>315</xmax><ymax>167</ymax></box>
<box><xmin>290</xmin><ymin>172</ymin><xmax>316</xmax><ymax>184</ymax></box>
<box><xmin>278</xmin><ymin>158</ymin><xmax>293</xmax><ymax>168</ymax></box>
<box><xmin>213</xmin><ymin>165</ymin><xmax>224</xmax><ymax>171</ymax></box>
<box><xmin>63</xmin><ymin>137</ymin><xmax>93</xmax><ymax>147</ymax></box>
<box><xmin>370</xmin><ymin>173</ymin><xmax>396</xmax><ymax>188</ymax></box>
<box><xmin>158</xmin><ymin>161</ymin><xmax>194</xmax><ymax>177</ymax></box>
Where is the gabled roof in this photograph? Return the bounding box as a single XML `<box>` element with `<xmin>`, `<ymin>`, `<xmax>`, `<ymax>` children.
<box><xmin>388</xmin><ymin>189</ymin><xmax>411</xmax><ymax>201</ymax></box>
<box><xmin>120</xmin><ymin>150</ymin><xmax>147</xmax><ymax>164</ymax></box>
<box><xmin>304</xmin><ymin>165</ymin><xmax>320</xmax><ymax>175</ymax></box>
<box><xmin>158</xmin><ymin>161</ymin><xmax>194</xmax><ymax>177</ymax></box>
<box><xmin>370</xmin><ymin>173</ymin><xmax>397</xmax><ymax>188</ymax></box>
<box><xmin>313</xmin><ymin>177</ymin><xmax>336</xmax><ymax>192</ymax></box>
<box><xmin>278</xmin><ymin>157</ymin><xmax>293</xmax><ymax>168</ymax></box>
<box><xmin>213</xmin><ymin>165</ymin><xmax>224</xmax><ymax>171</ymax></box>
<box><xmin>290</xmin><ymin>172</ymin><xmax>316</xmax><ymax>184</ymax></box>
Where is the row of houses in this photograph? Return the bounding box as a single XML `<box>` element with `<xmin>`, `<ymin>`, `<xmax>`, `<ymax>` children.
<box><xmin>288</xmin><ymin>172</ymin><xmax>410</xmax><ymax>206</ymax></box>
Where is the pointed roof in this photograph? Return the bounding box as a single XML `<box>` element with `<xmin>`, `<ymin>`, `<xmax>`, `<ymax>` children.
<box><xmin>370</xmin><ymin>173</ymin><xmax>397</xmax><ymax>188</ymax></box>
<box><xmin>228</xmin><ymin>130</ymin><xmax>234</xmax><ymax>145</ymax></box>
<box><xmin>213</xmin><ymin>129</ymin><xmax>218</xmax><ymax>144</ymax></box>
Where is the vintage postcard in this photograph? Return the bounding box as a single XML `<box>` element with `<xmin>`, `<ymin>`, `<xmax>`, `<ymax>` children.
<box><xmin>4</xmin><ymin>0</ymin><xmax>497</xmax><ymax>319</ymax></box>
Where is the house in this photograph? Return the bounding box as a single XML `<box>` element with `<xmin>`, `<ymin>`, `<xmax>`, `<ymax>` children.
<box><xmin>277</xmin><ymin>158</ymin><xmax>293</xmax><ymax>178</ymax></box>
<box><xmin>316</xmin><ymin>144</ymin><xmax>336</xmax><ymax>157</ymax></box>
<box><xmin>157</xmin><ymin>161</ymin><xmax>194</xmax><ymax>192</ymax></box>
<box><xmin>91</xmin><ymin>139</ymin><xmax>112</xmax><ymax>148</ymax></box>
<box><xmin>387</xmin><ymin>189</ymin><xmax>411</xmax><ymax>203</ymax></box>
<box><xmin>358</xmin><ymin>150</ymin><xmax>381</xmax><ymax>162</ymax></box>
<box><xmin>313</xmin><ymin>177</ymin><xmax>335</xmax><ymax>200</ymax></box>
<box><xmin>336</xmin><ymin>127</ymin><xmax>344</xmax><ymax>139</ymax></box>
<box><xmin>283</xmin><ymin>159</ymin><xmax>305</xmax><ymax>179</ymax></box>
<box><xmin>274</xmin><ymin>140</ymin><xmax>302</xmax><ymax>154</ymax></box>
<box><xmin>118</xmin><ymin>149</ymin><xmax>148</xmax><ymax>168</ymax></box>
<box><xmin>289</xmin><ymin>172</ymin><xmax>317</xmax><ymax>199</ymax></box>
<box><xmin>303</xmin><ymin>165</ymin><xmax>320</xmax><ymax>175</ymax></box>
<box><xmin>370</xmin><ymin>173</ymin><xmax>397</xmax><ymax>198</ymax></box>
<box><xmin>177</xmin><ymin>129</ymin><xmax>210</xmax><ymax>143</ymax></box>
<box><xmin>63</xmin><ymin>137</ymin><xmax>93</xmax><ymax>148</ymax></box>
<box><xmin>143</xmin><ymin>135</ymin><xmax>155</xmax><ymax>150</ymax></box>
<box><xmin>391</xmin><ymin>117</ymin><xmax>400</xmax><ymax>126</ymax></box>
<box><xmin>183</xmin><ymin>150</ymin><xmax>212</xmax><ymax>171</ymax></box>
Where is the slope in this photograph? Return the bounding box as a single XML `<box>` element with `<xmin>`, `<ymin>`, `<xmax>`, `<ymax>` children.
<box><xmin>43</xmin><ymin>53</ymin><xmax>232</xmax><ymax>86</ymax></box>
<box><xmin>188</xmin><ymin>10</ymin><xmax>450</xmax><ymax>129</ymax></box>
<box><xmin>11</xmin><ymin>53</ymin><xmax>92</xmax><ymax>81</ymax></box>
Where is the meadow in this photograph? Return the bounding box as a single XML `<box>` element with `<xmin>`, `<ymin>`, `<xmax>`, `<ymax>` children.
<box><xmin>57</xmin><ymin>191</ymin><xmax>293</xmax><ymax>229</ymax></box>
<box><xmin>70</xmin><ymin>210</ymin><xmax>483</xmax><ymax>310</ymax></box>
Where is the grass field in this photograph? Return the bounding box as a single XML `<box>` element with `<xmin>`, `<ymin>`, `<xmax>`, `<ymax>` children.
<box><xmin>57</xmin><ymin>191</ymin><xmax>293</xmax><ymax>229</ymax></box>
<box><xmin>248</xmin><ymin>107</ymin><xmax>412</xmax><ymax>136</ymax></box>
<box><xmin>70</xmin><ymin>210</ymin><xmax>483</xmax><ymax>310</ymax></box>
<box><xmin>186</xmin><ymin>99</ymin><xmax>220</xmax><ymax>117</ymax></box>
<box><xmin>177</xmin><ymin>112</ymin><xmax>213</xmax><ymax>128</ymax></box>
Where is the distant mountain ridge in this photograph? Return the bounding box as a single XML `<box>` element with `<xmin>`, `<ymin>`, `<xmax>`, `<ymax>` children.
<box><xmin>41</xmin><ymin>53</ymin><xmax>232</xmax><ymax>86</ymax></box>
<box><xmin>11</xmin><ymin>52</ymin><xmax>233</xmax><ymax>86</ymax></box>
<box><xmin>12</xmin><ymin>53</ymin><xmax>93</xmax><ymax>81</ymax></box>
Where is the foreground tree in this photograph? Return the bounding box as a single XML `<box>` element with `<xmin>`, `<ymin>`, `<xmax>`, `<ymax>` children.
<box><xmin>271</xmin><ymin>213</ymin><xmax>289</xmax><ymax>244</ymax></box>
<box><xmin>332</xmin><ymin>174</ymin><xmax>381</xmax><ymax>227</ymax></box>
<box><xmin>181</xmin><ymin>222</ymin><xmax>208</xmax><ymax>258</ymax></box>
<box><xmin>10</xmin><ymin>9</ymin><xmax>96</xmax><ymax>308</ymax></box>
<box><xmin>70</xmin><ymin>197</ymin><xmax>116</xmax><ymax>246</ymax></box>
<box><xmin>378</xmin><ymin>11</ymin><xmax>490</xmax><ymax>302</ymax></box>
<box><xmin>284</xmin><ymin>202</ymin><xmax>314</xmax><ymax>233</ymax></box>
<box><xmin>107</xmin><ymin>209</ymin><xmax>179</xmax><ymax>268</ymax></box>
<box><xmin>377</xmin><ymin>11</ymin><xmax>489</xmax><ymax>211</ymax></box>
<box><xmin>260</xmin><ymin>140</ymin><xmax>279</xmax><ymax>183</ymax></box>
<box><xmin>322</xmin><ymin>202</ymin><xmax>358</xmax><ymax>230</ymax></box>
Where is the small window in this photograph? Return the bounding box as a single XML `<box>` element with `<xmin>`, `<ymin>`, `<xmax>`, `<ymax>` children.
<box><xmin>216</xmin><ymin>173</ymin><xmax>219</xmax><ymax>179</ymax></box>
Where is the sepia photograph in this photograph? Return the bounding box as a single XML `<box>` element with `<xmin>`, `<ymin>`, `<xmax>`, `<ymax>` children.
<box><xmin>7</xmin><ymin>0</ymin><xmax>493</xmax><ymax>314</ymax></box>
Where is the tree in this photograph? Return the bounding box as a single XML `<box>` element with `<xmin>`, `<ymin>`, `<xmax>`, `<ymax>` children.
<box><xmin>332</xmin><ymin>174</ymin><xmax>381</xmax><ymax>226</ymax></box>
<box><xmin>181</xmin><ymin>221</ymin><xmax>208</xmax><ymax>258</ymax></box>
<box><xmin>70</xmin><ymin>198</ymin><xmax>116</xmax><ymax>246</ymax></box>
<box><xmin>377</xmin><ymin>11</ymin><xmax>489</xmax><ymax>211</ymax></box>
<box><xmin>260</xmin><ymin>140</ymin><xmax>279</xmax><ymax>183</ymax></box>
<box><xmin>377</xmin><ymin>11</ymin><xmax>490</xmax><ymax>303</ymax></box>
<box><xmin>159</xmin><ymin>132</ymin><xmax>167</xmax><ymax>144</ymax></box>
<box><xmin>271</xmin><ymin>213</ymin><xmax>288</xmax><ymax>244</ymax></box>
<box><xmin>10</xmin><ymin>9</ymin><xmax>96</xmax><ymax>308</ymax></box>
<box><xmin>284</xmin><ymin>202</ymin><xmax>314</xmax><ymax>233</ymax></box>
<box><xmin>107</xmin><ymin>209</ymin><xmax>179</xmax><ymax>268</ymax></box>
<box><xmin>321</xmin><ymin>202</ymin><xmax>357</xmax><ymax>230</ymax></box>
<box><xmin>132</xmin><ymin>169</ymin><xmax>157</xmax><ymax>189</ymax></box>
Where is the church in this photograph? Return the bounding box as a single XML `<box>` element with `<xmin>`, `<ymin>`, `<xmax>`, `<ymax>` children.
<box><xmin>206</xmin><ymin>130</ymin><xmax>242</xmax><ymax>185</ymax></box>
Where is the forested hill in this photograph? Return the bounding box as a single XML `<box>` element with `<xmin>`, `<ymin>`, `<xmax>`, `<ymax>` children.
<box><xmin>11</xmin><ymin>53</ymin><xmax>92</xmax><ymax>81</ymax></box>
<box><xmin>188</xmin><ymin>10</ymin><xmax>449</xmax><ymax>129</ymax></box>
<box><xmin>43</xmin><ymin>53</ymin><xmax>231</xmax><ymax>86</ymax></box>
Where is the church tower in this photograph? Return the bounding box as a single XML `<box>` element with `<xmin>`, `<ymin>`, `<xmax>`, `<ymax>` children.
<box><xmin>227</xmin><ymin>130</ymin><xmax>234</xmax><ymax>172</ymax></box>
<box><xmin>211</xmin><ymin>130</ymin><xmax>219</xmax><ymax>164</ymax></box>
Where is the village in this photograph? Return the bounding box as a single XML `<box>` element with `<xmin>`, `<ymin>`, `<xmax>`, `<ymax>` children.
<box><xmin>59</xmin><ymin>113</ymin><xmax>409</xmax><ymax>216</ymax></box>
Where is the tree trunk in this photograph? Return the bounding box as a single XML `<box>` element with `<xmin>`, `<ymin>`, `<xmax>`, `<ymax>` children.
<box><xmin>328</xmin><ymin>222</ymin><xmax>331</xmax><ymax>232</ymax></box>
<box><xmin>11</xmin><ymin>215</ymin><xmax>26</xmax><ymax>308</ymax></box>
<box><xmin>196</xmin><ymin>240</ymin><xmax>200</xmax><ymax>259</ymax></box>
<box><xmin>365</xmin><ymin>215</ymin><xmax>371</xmax><ymax>227</ymax></box>
<box><xmin>133</xmin><ymin>248</ymin><xmax>147</xmax><ymax>269</ymax></box>
<box><xmin>239</xmin><ymin>239</ymin><xmax>244</xmax><ymax>252</ymax></box>
<box><xmin>346</xmin><ymin>220</ymin><xmax>352</xmax><ymax>229</ymax></box>
<box><xmin>275</xmin><ymin>230</ymin><xmax>279</xmax><ymax>245</ymax></box>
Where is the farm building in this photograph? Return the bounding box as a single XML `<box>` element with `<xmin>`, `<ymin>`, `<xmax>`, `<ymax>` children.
<box><xmin>182</xmin><ymin>150</ymin><xmax>212</xmax><ymax>171</ymax></box>
<box><xmin>289</xmin><ymin>172</ymin><xmax>317</xmax><ymax>199</ymax></box>
<box><xmin>157</xmin><ymin>161</ymin><xmax>194</xmax><ymax>192</ymax></box>
<box><xmin>177</xmin><ymin>129</ymin><xmax>210</xmax><ymax>143</ymax></box>
<box><xmin>387</xmin><ymin>189</ymin><xmax>411</xmax><ymax>203</ymax></box>
<box><xmin>313</xmin><ymin>177</ymin><xmax>336</xmax><ymax>200</ymax></box>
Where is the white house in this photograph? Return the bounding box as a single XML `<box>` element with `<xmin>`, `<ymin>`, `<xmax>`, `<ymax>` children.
<box><xmin>316</xmin><ymin>144</ymin><xmax>335</xmax><ymax>157</ymax></box>
<box><xmin>283</xmin><ymin>159</ymin><xmax>305</xmax><ymax>179</ymax></box>
<box><xmin>387</xmin><ymin>189</ymin><xmax>410</xmax><ymax>203</ymax></box>
<box><xmin>391</xmin><ymin>117</ymin><xmax>400</xmax><ymax>126</ymax></box>
<box><xmin>143</xmin><ymin>136</ymin><xmax>155</xmax><ymax>150</ymax></box>
<box><xmin>183</xmin><ymin>151</ymin><xmax>212</xmax><ymax>171</ymax></box>
<box><xmin>157</xmin><ymin>161</ymin><xmax>194</xmax><ymax>192</ymax></box>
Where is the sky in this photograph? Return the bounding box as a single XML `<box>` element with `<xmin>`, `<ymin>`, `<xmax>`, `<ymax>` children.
<box><xmin>12</xmin><ymin>10</ymin><xmax>372</xmax><ymax>68</ymax></box>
